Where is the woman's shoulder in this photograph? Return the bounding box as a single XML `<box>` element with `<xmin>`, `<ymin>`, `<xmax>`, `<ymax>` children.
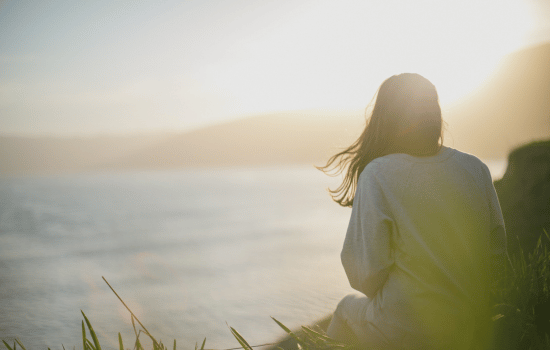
<box><xmin>448</xmin><ymin>147</ymin><xmax>484</xmax><ymax>164</ymax></box>
<box><xmin>362</xmin><ymin>146</ymin><xmax>492</xmax><ymax>183</ymax></box>
<box><xmin>447</xmin><ymin>147</ymin><xmax>492</xmax><ymax>177</ymax></box>
<box><xmin>374</xmin><ymin>146</ymin><xmax>487</xmax><ymax>169</ymax></box>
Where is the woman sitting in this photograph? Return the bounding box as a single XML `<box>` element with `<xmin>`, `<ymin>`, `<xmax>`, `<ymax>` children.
<box><xmin>320</xmin><ymin>73</ymin><xmax>507</xmax><ymax>350</ymax></box>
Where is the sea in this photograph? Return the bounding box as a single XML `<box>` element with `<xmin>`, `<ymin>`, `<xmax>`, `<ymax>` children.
<box><xmin>0</xmin><ymin>161</ymin><xmax>507</xmax><ymax>349</ymax></box>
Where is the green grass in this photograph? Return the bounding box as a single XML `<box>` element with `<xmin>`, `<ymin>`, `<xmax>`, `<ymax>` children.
<box><xmin>489</xmin><ymin>230</ymin><xmax>550</xmax><ymax>350</ymax></box>
<box><xmin>2</xmin><ymin>232</ymin><xmax>549</xmax><ymax>350</ymax></box>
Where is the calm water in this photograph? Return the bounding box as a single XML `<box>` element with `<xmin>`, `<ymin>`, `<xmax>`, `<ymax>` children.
<box><xmin>0</xmin><ymin>161</ymin><xmax>506</xmax><ymax>349</ymax></box>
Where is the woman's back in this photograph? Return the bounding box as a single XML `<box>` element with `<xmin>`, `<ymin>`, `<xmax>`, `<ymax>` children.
<box><xmin>340</xmin><ymin>146</ymin><xmax>505</xmax><ymax>349</ymax></box>
<box><xmin>322</xmin><ymin>74</ymin><xmax>507</xmax><ymax>350</ymax></box>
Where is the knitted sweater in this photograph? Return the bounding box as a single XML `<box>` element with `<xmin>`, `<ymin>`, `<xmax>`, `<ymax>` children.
<box><xmin>341</xmin><ymin>146</ymin><xmax>506</xmax><ymax>349</ymax></box>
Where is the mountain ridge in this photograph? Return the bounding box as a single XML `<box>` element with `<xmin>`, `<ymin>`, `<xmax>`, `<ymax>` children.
<box><xmin>2</xmin><ymin>42</ymin><xmax>549</xmax><ymax>176</ymax></box>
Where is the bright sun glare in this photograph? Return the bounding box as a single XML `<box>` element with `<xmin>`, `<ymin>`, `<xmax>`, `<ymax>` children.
<box><xmin>214</xmin><ymin>0</ymin><xmax>534</xmax><ymax>116</ymax></box>
<box><xmin>329</xmin><ymin>0</ymin><xmax>534</xmax><ymax>107</ymax></box>
<box><xmin>399</xmin><ymin>1</ymin><xmax>533</xmax><ymax>105</ymax></box>
<box><xmin>0</xmin><ymin>0</ymin><xmax>539</xmax><ymax>135</ymax></box>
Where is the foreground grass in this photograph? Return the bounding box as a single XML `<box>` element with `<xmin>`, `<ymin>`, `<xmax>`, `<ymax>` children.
<box><xmin>489</xmin><ymin>232</ymin><xmax>550</xmax><ymax>350</ymax></box>
<box><xmin>2</xmin><ymin>232</ymin><xmax>550</xmax><ymax>350</ymax></box>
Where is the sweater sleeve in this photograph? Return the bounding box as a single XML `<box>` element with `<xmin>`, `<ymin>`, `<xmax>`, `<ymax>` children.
<box><xmin>341</xmin><ymin>164</ymin><xmax>395</xmax><ymax>297</ymax></box>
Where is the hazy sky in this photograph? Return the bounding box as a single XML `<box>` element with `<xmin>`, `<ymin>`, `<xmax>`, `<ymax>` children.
<box><xmin>1</xmin><ymin>0</ymin><xmax>549</xmax><ymax>136</ymax></box>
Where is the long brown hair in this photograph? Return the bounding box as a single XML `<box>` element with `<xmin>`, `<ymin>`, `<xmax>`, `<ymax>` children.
<box><xmin>318</xmin><ymin>73</ymin><xmax>444</xmax><ymax>207</ymax></box>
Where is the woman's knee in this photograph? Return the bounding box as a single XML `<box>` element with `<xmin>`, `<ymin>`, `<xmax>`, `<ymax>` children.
<box><xmin>335</xmin><ymin>293</ymin><xmax>369</xmax><ymax>319</ymax></box>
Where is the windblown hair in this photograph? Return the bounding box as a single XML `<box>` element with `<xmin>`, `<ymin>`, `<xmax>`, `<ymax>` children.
<box><xmin>318</xmin><ymin>73</ymin><xmax>444</xmax><ymax>207</ymax></box>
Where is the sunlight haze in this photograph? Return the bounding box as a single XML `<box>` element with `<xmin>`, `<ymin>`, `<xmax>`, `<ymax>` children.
<box><xmin>0</xmin><ymin>0</ymin><xmax>546</xmax><ymax>135</ymax></box>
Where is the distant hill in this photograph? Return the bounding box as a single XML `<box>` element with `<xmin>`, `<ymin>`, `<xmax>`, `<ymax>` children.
<box><xmin>93</xmin><ymin>42</ymin><xmax>550</xmax><ymax>170</ymax></box>
<box><xmin>0</xmin><ymin>111</ymin><xmax>365</xmax><ymax>176</ymax></box>
<box><xmin>0</xmin><ymin>134</ymin><xmax>167</xmax><ymax>176</ymax></box>
<box><xmin>1</xmin><ymin>42</ymin><xmax>548</xmax><ymax>175</ymax></box>
<box><xmin>99</xmin><ymin>111</ymin><xmax>364</xmax><ymax>170</ymax></box>
<box><xmin>444</xmin><ymin>42</ymin><xmax>550</xmax><ymax>158</ymax></box>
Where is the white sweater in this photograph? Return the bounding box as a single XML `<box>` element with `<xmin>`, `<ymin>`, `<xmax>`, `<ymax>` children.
<box><xmin>341</xmin><ymin>146</ymin><xmax>506</xmax><ymax>349</ymax></box>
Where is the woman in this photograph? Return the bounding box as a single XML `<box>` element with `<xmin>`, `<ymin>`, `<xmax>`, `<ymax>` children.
<box><xmin>319</xmin><ymin>73</ymin><xmax>507</xmax><ymax>349</ymax></box>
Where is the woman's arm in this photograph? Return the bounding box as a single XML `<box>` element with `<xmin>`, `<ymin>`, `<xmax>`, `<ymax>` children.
<box><xmin>341</xmin><ymin>164</ymin><xmax>394</xmax><ymax>298</ymax></box>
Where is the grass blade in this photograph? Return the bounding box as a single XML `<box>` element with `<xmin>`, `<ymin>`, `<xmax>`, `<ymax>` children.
<box><xmin>118</xmin><ymin>333</ymin><xmax>124</xmax><ymax>350</ymax></box>
<box><xmin>200</xmin><ymin>338</ymin><xmax>206</xmax><ymax>350</ymax></box>
<box><xmin>229</xmin><ymin>326</ymin><xmax>253</xmax><ymax>350</ymax></box>
<box><xmin>134</xmin><ymin>330</ymin><xmax>143</xmax><ymax>350</ymax></box>
<box><xmin>102</xmin><ymin>276</ymin><xmax>160</xmax><ymax>348</ymax></box>
<box><xmin>301</xmin><ymin>326</ymin><xmax>336</xmax><ymax>342</ymax></box>
<box><xmin>270</xmin><ymin>317</ymin><xmax>303</xmax><ymax>345</ymax></box>
<box><xmin>270</xmin><ymin>317</ymin><xmax>292</xmax><ymax>334</ymax></box>
<box><xmin>82</xmin><ymin>321</ymin><xmax>87</xmax><ymax>350</ymax></box>
<box><xmin>2</xmin><ymin>340</ymin><xmax>14</xmax><ymax>350</ymax></box>
<box><xmin>14</xmin><ymin>339</ymin><xmax>25</xmax><ymax>350</ymax></box>
<box><xmin>173</xmin><ymin>339</ymin><xmax>176</xmax><ymax>350</ymax></box>
<box><xmin>150</xmin><ymin>336</ymin><xmax>161</xmax><ymax>350</ymax></box>
<box><xmin>13</xmin><ymin>338</ymin><xmax>27</xmax><ymax>350</ymax></box>
<box><xmin>81</xmin><ymin>311</ymin><xmax>102</xmax><ymax>350</ymax></box>
<box><xmin>131</xmin><ymin>316</ymin><xmax>139</xmax><ymax>339</ymax></box>
<box><xmin>86</xmin><ymin>339</ymin><xmax>97</xmax><ymax>350</ymax></box>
